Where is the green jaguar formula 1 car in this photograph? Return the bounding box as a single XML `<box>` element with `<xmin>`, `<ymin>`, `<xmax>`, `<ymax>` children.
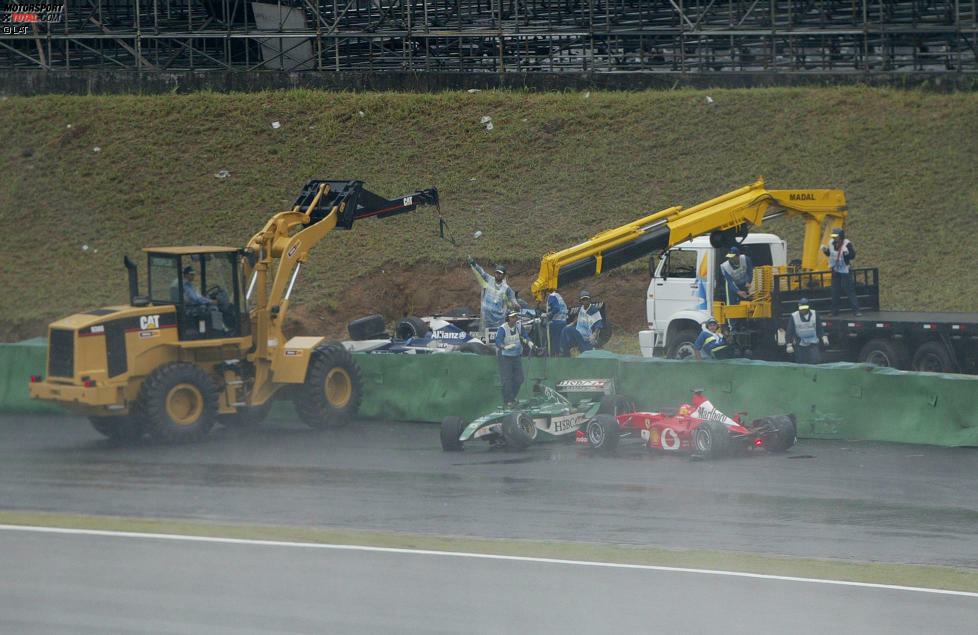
<box><xmin>440</xmin><ymin>378</ymin><xmax>623</xmax><ymax>451</ymax></box>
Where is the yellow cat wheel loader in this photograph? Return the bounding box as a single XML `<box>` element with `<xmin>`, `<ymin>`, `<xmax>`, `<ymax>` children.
<box><xmin>29</xmin><ymin>180</ymin><xmax>439</xmax><ymax>442</ymax></box>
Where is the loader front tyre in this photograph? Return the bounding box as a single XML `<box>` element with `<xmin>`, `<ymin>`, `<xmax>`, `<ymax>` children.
<box><xmin>295</xmin><ymin>342</ymin><xmax>364</xmax><ymax>428</ymax></box>
<box><xmin>138</xmin><ymin>363</ymin><xmax>217</xmax><ymax>443</ymax></box>
<box><xmin>89</xmin><ymin>416</ymin><xmax>144</xmax><ymax>442</ymax></box>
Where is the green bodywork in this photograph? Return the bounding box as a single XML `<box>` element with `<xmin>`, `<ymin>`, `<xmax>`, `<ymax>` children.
<box><xmin>458</xmin><ymin>383</ymin><xmax>604</xmax><ymax>445</ymax></box>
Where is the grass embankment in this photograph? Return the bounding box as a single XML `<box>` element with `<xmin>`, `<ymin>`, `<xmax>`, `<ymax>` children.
<box><xmin>2</xmin><ymin>88</ymin><xmax>976</xmax><ymax>351</ymax></box>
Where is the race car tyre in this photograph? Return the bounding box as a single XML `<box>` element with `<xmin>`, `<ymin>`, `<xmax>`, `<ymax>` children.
<box><xmin>599</xmin><ymin>394</ymin><xmax>636</xmax><ymax>416</ymax></box>
<box><xmin>294</xmin><ymin>341</ymin><xmax>364</xmax><ymax>428</ymax></box>
<box><xmin>459</xmin><ymin>340</ymin><xmax>494</xmax><ymax>355</ymax></box>
<box><xmin>585</xmin><ymin>414</ymin><xmax>620</xmax><ymax>453</ymax></box>
<box><xmin>217</xmin><ymin>401</ymin><xmax>273</xmax><ymax>429</ymax></box>
<box><xmin>760</xmin><ymin>414</ymin><xmax>797</xmax><ymax>452</ymax></box>
<box><xmin>440</xmin><ymin>416</ymin><xmax>466</xmax><ymax>451</ymax></box>
<box><xmin>692</xmin><ymin>420</ymin><xmax>730</xmax><ymax>459</ymax></box>
<box><xmin>348</xmin><ymin>314</ymin><xmax>388</xmax><ymax>341</ymax></box>
<box><xmin>911</xmin><ymin>341</ymin><xmax>954</xmax><ymax>373</ymax></box>
<box><xmin>502</xmin><ymin>411</ymin><xmax>537</xmax><ymax>449</ymax></box>
<box><xmin>394</xmin><ymin>316</ymin><xmax>429</xmax><ymax>341</ymax></box>
<box><xmin>89</xmin><ymin>415</ymin><xmax>144</xmax><ymax>442</ymax></box>
<box><xmin>858</xmin><ymin>338</ymin><xmax>909</xmax><ymax>370</ymax></box>
<box><xmin>667</xmin><ymin>328</ymin><xmax>700</xmax><ymax>360</ymax></box>
<box><xmin>137</xmin><ymin>362</ymin><xmax>217</xmax><ymax>443</ymax></box>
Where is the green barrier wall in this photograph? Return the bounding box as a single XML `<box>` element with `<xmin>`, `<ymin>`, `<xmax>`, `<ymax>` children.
<box><xmin>3</xmin><ymin>342</ymin><xmax>976</xmax><ymax>446</ymax></box>
<box><xmin>608</xmin><ymin>354</ymin><xmax>978</xmax><ymax>447</ymax></box>
<box><xmin>0</xmin><ymin>338</ymin><xmax>62</xmax><ymax>414</ymax></box>
<box><xmin>355</xmin><ymin>353</ymin><xmax>621</xmax><ymax>422</ymax></box>
<box><xmin>356</xmin><ymin>351</ymin><xmax>978</xmax><ymax>446</ymax></box>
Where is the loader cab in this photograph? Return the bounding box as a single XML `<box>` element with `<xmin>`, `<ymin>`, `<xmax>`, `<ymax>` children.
<box><xmin>144</xmin><ymin>247</ymin><xmax>249</xmax><ymax>341</ymax></box>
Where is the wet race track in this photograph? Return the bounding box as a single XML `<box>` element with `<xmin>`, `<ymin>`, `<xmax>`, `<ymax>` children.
<box><xmin>2</xmin><ymin>414</ymin><xmax>978</xmax><ymax>568</ymax></box>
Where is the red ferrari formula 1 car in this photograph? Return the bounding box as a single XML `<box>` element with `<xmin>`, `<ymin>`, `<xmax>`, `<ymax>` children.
<box><xmin>581</xmin><ymin>389</ymin><xmax>796</xmax><ymax>458</ymax></box>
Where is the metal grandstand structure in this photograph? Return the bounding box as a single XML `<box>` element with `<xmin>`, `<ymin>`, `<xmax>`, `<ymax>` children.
<box><xmin>1</xmin><ymin>1</ymin><xmax>976</xmax><ymax>73</ymax></box>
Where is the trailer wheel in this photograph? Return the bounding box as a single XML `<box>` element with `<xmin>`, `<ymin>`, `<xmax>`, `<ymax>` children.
<box><xmin>502</xmin><ymin>411</ymin><xmax>537</xmax><ymax>449</ymax></box>
<box><xmin>667</xmin><ymin>329</ymin><xmax>700</xmax><ymax>360</ymax></box>
<box><xmin>440</xmin><ymin>416</ymin><xmax>466</xmax><ymax>451</ymax></box>
<box><xmin>585</xmin><ymin>414</ymin><xmax>620</xmax><ymax>453</ymax></box>
<box><xmin>89</xmin><ymin>416</ymin><xmax>144</xmax><ymax>442</ymax></box>
<box><xmin>394</xmin><ymin>316</ymin><xmax>429</xmax><ymax>341</ymax></box>
<box><xmin>294</xmin><ymin>342</ymin><xmax>364</xmax><ymax>428</ymax></box>
<box><xmin>138</xmin><ymin>362</ymin><xmax>217</xmax><ymax>443</ymax></box>
<box><xmin>858</xmin><ymin>338</ymin><xmax>908</xmax><ymax>369</ymax></box>
<box><xmin>912</xmin><ymin>341</ymin><xmax>953</xmax><ymax>373</ymax></box>
<box><xmin>692</xmin><ymin>420</ymin><xmax>730</xmax><ymax>459</ymax></box>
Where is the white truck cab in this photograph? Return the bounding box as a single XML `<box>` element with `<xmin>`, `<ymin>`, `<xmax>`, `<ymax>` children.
<box><xmin>639</xmin><ymin>233</ymin><xmax>787</xmax><ymax>358</ymax></box>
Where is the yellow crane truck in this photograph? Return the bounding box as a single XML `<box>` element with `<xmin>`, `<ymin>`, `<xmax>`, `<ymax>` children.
<box><xmin>29</xmin><ymin>180</ymin><xmax>439</xmax><ymax>441</ymax></box>
<box><xmin>531</xmin><ymin>178</ymin><xmax>978</xmax><ymax>373</ymax></box>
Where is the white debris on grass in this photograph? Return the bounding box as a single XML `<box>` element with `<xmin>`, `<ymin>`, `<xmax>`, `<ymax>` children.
<box><xmin>271</xmin><ymin>121</ymin><xmax>281</xmax><ymax>129</ymax></box>
<box><xmin>214</xmin><ymin>170</ymin><xmax>230</xmax><ymax>179</ymax></box>
<box><xmin>358</xmin><ymin>110</ymin><xmax>365</xmax><ymax>117</ymax></box>
<box><xmin>480</xmin><ymin>115</ymin><xmax>492</xmax><ymax>124</ymax></box>
<box><xmin>93</xmin><ymin>147</ymin><xmax>100</xmax><ymax>153</ymax></box>
<box><xmin>706</xmin><ymin>96</ymin><xmax>714</xmax><ymax>104</ymax></box>
<box><xmin>584</xmin><ymin>91</ymin><xmax>590</xmax><ymax>99</ymax></box>
<box><xmin>82</xmin><ymin>244</ymin><xmax>89</xmax><ymax>251</ymax></box>
<box><xmin>467</xmin><ymin>88</ymin><xmax>481</xmax><ymax>93</ymax></box>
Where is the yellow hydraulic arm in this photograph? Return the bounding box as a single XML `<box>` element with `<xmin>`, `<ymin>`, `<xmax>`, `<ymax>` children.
<box><xmin>241</xmin><ymin>180</ymin><xmax>438</xmax><ymax>396</ymax></box>
<box><xmin>530</xmin><ymin>177</ymin><xmax>848</xmax><ymax>301</ymax></box>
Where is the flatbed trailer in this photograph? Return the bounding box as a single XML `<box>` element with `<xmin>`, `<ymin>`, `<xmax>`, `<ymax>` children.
<box><xmin>768</xmin><ymin>268</ymin><xmax>978</xmax><ymax>374</ymax></box>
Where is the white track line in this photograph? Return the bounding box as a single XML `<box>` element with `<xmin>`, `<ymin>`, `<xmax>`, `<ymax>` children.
<box><xmin>3</xmin><ymin>524</ymin><xmax>976</xmax><ymax>598</ymax></box>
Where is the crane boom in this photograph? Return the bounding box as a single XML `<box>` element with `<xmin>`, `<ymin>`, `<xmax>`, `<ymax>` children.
<box><xmin>530</xmin><ymin>178</ymin><xmax>848</xmax><ymax>301</ymax></box>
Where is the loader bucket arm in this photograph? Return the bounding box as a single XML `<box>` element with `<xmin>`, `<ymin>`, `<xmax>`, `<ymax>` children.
<box><xmin>243</xmin><ymin>179</ymin><xmax>438</xmax><ymax>397</ymax></box>
<box><xmin>530</xmin><ymin>178</ymin><xmax>848</xmax><ymax>301</ymax></box>
<box><xmin>294</xmin><ymin>180</ymin><xmax>439</xmax><ymax>230</ymax></box>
